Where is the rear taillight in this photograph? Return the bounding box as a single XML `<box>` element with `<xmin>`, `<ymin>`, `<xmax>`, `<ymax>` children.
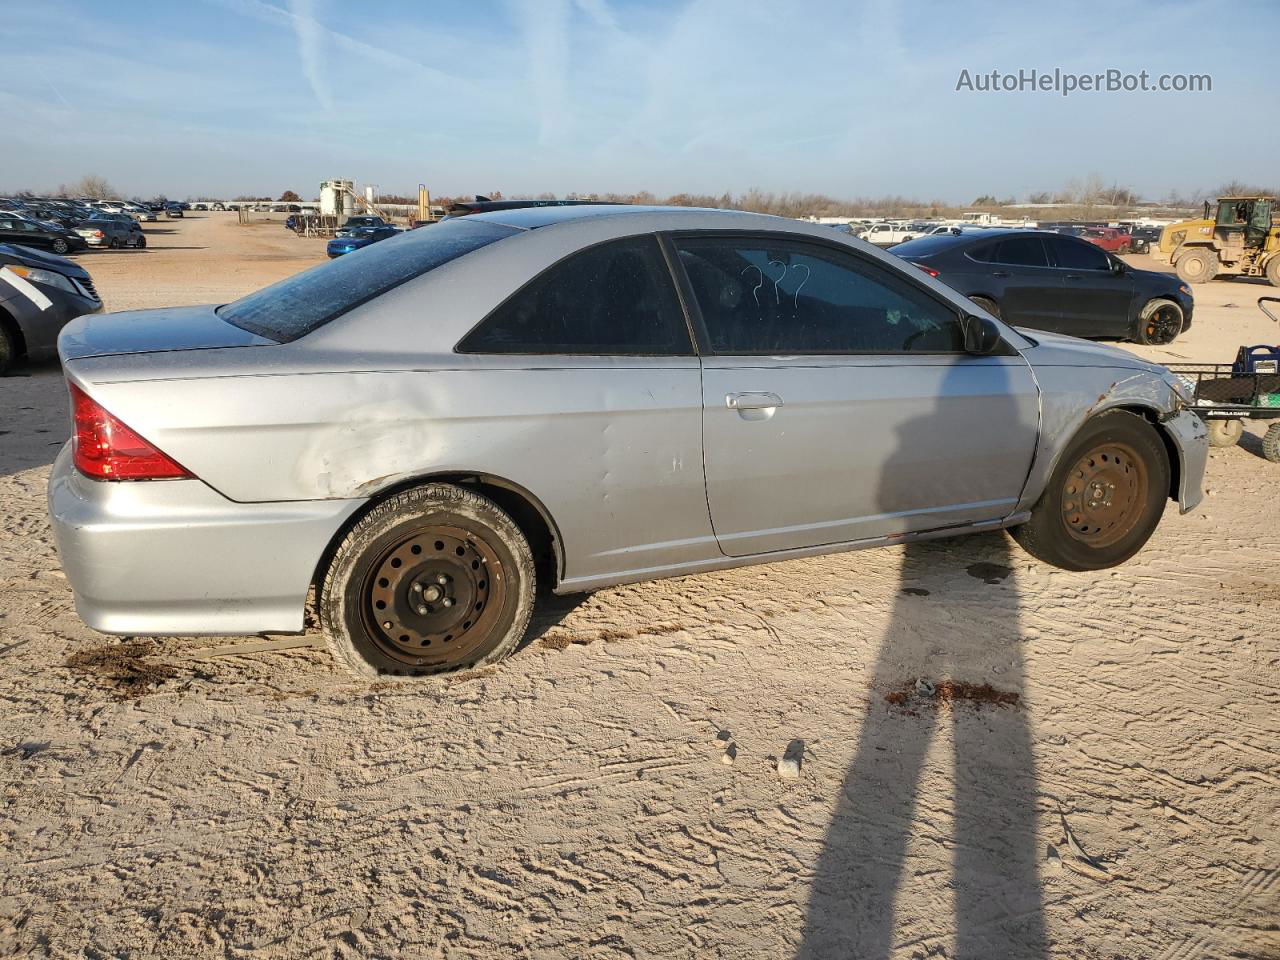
<box><xmin>69</xmin><ymin>383</ymin><xmax>192</xmax><ymax>480</ymax></box>
<box><xmin>914</xmin><ymin>264</ymin><xmax>940</xmax><ymax>278</ymax></box>
<box><xmin>92</xmin><ymin>230</ymin><xmax>104</xmax><ymax>238</ymax></box>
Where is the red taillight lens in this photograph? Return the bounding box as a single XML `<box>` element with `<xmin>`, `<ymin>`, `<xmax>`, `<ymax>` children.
<box><xmin>93</xmin><ymin>230</ymin><xmax>104</xmax><ymax>238</ymax></box>
<box><xmin>914</xmin><ymin>264</ymin><xmax>940</xmax><ymax>279</ymax></box>
<box><xmin>69</xmin><ymin>383</ymin><xmax>192</xmax><ymax>481</ymax></box>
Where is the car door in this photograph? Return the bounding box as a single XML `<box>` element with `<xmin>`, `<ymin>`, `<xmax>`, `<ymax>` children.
<box><xmin>966</xmin><ymin>235</ymin><xmax>1066</xmax><ymax>332</ymax></box>
<box><xmin>670</xmin><ymin>233</ymin><xmax>1040</xmax><ymax>557</ymax></box>
<box><xmin>453</xmin><ymin>233</ymin><xmax>711</xmax><ymax>580</ymax></box>
<box><xmin>1044</xmin><ymin>235</ymin><xmax>1135</xmax><ymax>338</ymax></box>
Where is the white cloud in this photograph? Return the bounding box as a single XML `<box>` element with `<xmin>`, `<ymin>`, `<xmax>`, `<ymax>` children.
<box><xmin>285</xmin><ymin>0</ymin><xmax>332</xmax><ymax>110</ymax></box>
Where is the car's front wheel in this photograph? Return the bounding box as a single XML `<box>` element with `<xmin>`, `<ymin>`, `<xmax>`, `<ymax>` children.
<box><xmin>1134</xmin><ymin>298</ymin><xmax>1184</xmax><ymax>345</ymax></box>
<box><xmin>1010</xmin><ymin>410</ymin><xmax>1170</xmax><ymax>571</ymax></box>
<box><xmin>51</xmin><ymin>238</ymin><xmax>69</xmax><ymax>255</ymax></box>
<box><xmin>0</xmin><ymin>324</ymin><xmax>17</xmax><ymax>376</ymax></box>
<box><xmin>968</xmin><ymin>295</ymin><xmax>1001</xmax><ymax>319</ymax></box>
<box><xmin>321</xmin><ymin>483</ymin><xmax>535</xmax><ymax>678</ymax></box>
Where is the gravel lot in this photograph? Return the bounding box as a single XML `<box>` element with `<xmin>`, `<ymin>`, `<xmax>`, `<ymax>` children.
<box><xmin>1</xmin><ymin>215</ymin><xmax>1277</xmax><ymax>959</ymax></box>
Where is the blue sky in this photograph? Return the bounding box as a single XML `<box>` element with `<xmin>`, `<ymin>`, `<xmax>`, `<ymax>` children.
<box><xmin>3</xmin><ymin>0</ymin><xmax>1275</xmax><ymax>201</ymax></box>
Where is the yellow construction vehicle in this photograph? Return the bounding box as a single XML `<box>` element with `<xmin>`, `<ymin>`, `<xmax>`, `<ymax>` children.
<box><xmin>1155</xmin><ymin>196</ymin><xmax>1280</xmax><ymax>286</ymax></box>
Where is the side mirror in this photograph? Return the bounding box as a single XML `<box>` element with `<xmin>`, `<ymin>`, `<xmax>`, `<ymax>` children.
<box><xmin>963</xmin><ymin>314</ymin><xmax>1004</xmax><ymax>355</ymax></box>
<box><xmin>1111</xmin><ymin>257</ymin><xmax>1126</xmax><ymax>274</ymax></box>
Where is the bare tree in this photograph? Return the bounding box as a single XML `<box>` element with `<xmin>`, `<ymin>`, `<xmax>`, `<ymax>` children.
<box><xmin>62</xmin><ymin>174</ymin><xmax>117</xmax><ymax>199</ymax></box>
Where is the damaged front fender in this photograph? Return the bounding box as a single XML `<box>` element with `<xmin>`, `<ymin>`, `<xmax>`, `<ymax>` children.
<box><xmin>1018</xmin><ymin>362</ymin><xmax>1208</xmax><ymax>515</ymax></box>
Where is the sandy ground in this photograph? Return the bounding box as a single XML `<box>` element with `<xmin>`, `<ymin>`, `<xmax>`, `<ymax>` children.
<box><xmin>1</xmin><ymin>215</ymin><xmax>1277</xmax><ymax>959</ymax></box>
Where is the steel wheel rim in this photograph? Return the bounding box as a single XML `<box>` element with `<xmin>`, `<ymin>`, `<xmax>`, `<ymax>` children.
<box><xmin>1145</xmin><ymin>306</ymin><xmax>1180</xmax><ymax>343</ymax></box>
<box><xmin>1061</xmin><ymin>441</ymin><xmax>1147</xmax><ymax>548</ymax></box>
<box><xmin>359</xmin><ymin>524</ymin><xmax>507</xmax><ymax>668</ymax></box>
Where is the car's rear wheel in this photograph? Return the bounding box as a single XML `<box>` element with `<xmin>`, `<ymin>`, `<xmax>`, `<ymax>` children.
<box><xmin>109</xmin><ymin>237</ymin><xmax>122</xmax><ymax>249</ymax></box>
<box><xmin>968</xmin><ymin>295</ymin><xmax>1001</xmax><ymax>319</ymax></box>
<box><xmin>1134</xmin><ymin>298</ymin><xmax>1184</xmax><ymax>345</ymax></box>
<box><xmin>134</xmin><ymin>235</ymin><xmax>147</xmax><ymax>249</ymax></box>
<box><xmin>1010</xmin><ymin>410</ymin><xmax>1169</xmax><ymax>571</ymax></box>
<box><xmin>1266</xmin><ymin>256</ymin><xmax>1280</xmax><ymax>288</ymax></box>
<box><xmin>1175</xmin><ymin>248</ymin><xmax>1218</xmax><ymax>284</ymax></box>
<box><xmin>321</xmin><ymin>483</ymin><xmax>535</xmax><ymax>679</ymax></box>
<box><xmin>51</xmin><ymin>238</ymin><xmax>69</xmax><ymax>255</ymax></box>
<box><xmin>1206</xmin><ymin>418</ymin><xmax>1243</xmax><ymax>448</ymax></box>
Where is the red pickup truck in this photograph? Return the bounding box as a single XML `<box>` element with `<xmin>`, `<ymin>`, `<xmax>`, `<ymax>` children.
<box><xmin>1081</xmin><ymin>226</ymin><xmax>1132</xmax><ymax>254</ymax></box>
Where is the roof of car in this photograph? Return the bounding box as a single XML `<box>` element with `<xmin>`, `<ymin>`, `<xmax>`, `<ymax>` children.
<box><xmin>464</xmin><ymin>203</ymin><xmax>787</xmax><ymax>231</ymax></box>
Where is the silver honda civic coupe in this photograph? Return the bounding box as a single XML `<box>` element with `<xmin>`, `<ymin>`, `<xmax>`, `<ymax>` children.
<box><xmin>48</xmin><ymin>205</ymin><xmax>1207</xmax><ymax>678</ymax></box>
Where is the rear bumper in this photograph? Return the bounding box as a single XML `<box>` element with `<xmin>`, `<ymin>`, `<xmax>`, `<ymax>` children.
<box><xmin>47</xmin><ymin>446</ymin><xmax>365</xmax><ymax>635</ymax></box>
<box><xmin>1163</xmin><ymin>409</ymin><xmax>1208</xmax><ymax>513</ymax></box>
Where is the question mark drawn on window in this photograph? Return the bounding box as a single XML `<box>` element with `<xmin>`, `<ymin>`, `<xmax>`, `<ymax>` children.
<box><xmin>767</xmin><ymin>260</ymin><xmax>788</xmax><ymax>304</ymax></box>
<box><xmin>740</xmin><ymin>264</ymin><xmax>764</xmax><ymax>309</ymax></box>
<box><xmin>789</xmin><ymin>263</ymin><xmax>810</xmax><ymax>309</ymax></box>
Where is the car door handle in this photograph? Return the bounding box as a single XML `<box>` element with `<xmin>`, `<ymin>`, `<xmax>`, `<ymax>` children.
<box><xmin>726</xmin><ymin>392</ymin><xmax>783</xmax><ymax>420</ymax></box>
<box><xmin>1064</xmin><ymin>274</ymin><xmax>1083</xmax><ymax>281</ymax></box>
<box><xmin>991</xmin><ymin>270</ymin><xmax>1010</xmax><ymax>278</ymax></box>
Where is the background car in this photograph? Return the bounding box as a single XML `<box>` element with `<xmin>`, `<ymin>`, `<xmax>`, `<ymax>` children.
<box><xmin>165</xmin><ymin>203</ymin><xmax>184</xmax><ymax>219</ymax></box>
<box><xmin>74</xmin><ymin>214</ymin><xmax>146</xmax><ymax>249</ymax></box>
<box><xmin>0</xmin><ymin>214</ymin><xmax>87</xmax><ymax>255</ymax></box>
<box><xmin>1081</xmin><ymin>227</ymin><xmax>1132</xmax><ymax>254</ymax></box>
<box><xmin>0</xmin><ymin>242</ymin><xmax>101</xmax><ymax>373</ymax></box>
<box><xmin>335</xmin><ymin>215</ymin><xmax>387</xmax><ymax>237</ymax></box>
<box><xmin>48</xmin><ymin>206</ymin><xmax>1205</xmax><ymax>680</ymax></box>
<box><xmin>1128</xmin><ymin>226</ymin><xmax>1162</xmax><ymax>254</ymax></box>
<box><xmin>326</xmin><ymin>225</ymin><xmax>399</xmax><ymax>257</ymax></box>
<box><xmin>892</xmin><ymin>229</ymin><xmax>1193</xmax><ymax>344</ymax></box>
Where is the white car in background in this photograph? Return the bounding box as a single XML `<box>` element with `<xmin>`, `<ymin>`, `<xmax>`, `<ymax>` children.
<box><xmin>861</xmin><ymin>222</ymin><xmax>920</xmax><ymax>247</ymax></box>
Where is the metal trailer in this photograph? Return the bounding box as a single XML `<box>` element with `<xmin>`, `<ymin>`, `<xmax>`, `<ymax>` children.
<box><xmin>1165</xmin><ymin>297</ymin><xmax>1280</xmax><ymax>461</ymax></box>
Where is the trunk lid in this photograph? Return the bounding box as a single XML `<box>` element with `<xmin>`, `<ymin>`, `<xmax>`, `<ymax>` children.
<box><xmin>58</xmin><ymin>304</ymin><xmax>275</xmax><ymax>362</ymax></box>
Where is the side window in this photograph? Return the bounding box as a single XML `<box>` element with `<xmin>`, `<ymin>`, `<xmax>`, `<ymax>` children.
<box><xmin>992</xmin><ymin>236</ymin><xmax>1049</xmax><ymax>267</ymax></box>
<box><xmin>968</xmin><ymin>242</ymin><xmax>996</xmax><ymax>263</ymax></box>
<box><xmin>675</xmin><ymin>236</ymin><xmax>965</xmax><ymax>355</ymax></box>
<box><xmin>1048</xmin><ymin>235</ymin><xmax>1109</xmax><ymax>271</ymax></box>
<box><xmin>457</xmin><ymin>235</ymin><xmax>691</xmax><ymax>355</ymax></box>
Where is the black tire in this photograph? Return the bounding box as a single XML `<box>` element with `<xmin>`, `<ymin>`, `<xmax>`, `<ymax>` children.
<box><xmin>0</xmin><ymin>324</ymin><xmax>17</xmax><ymax>376</ymax></box>
<box><xmin>109</xmin><ymin>237</ymin><xmax>122</xmax><ymax>249</ymax></box>
<box><xmin>1175</xmin><ymin>248</ymin><xmax>1218</xmax><ymax>284</ymax></box>
<box><xmin>1010</xmin><ymin>410</ymin><xmax>1170</xmax><ymax>571</ymax></box>
<box><xmin>134</xmin><ymin>235</ymin><xmax>147</xmax><ymax>249</ymax></box>
<box><xmin>1267</xmin><ymin>257</ymin><xmax>1280</xmax><ymax>288</ymax></box>
<box><xmin>321</xmin><ymin>483</ymin><xmax>535</xmax><ymax>679</ymax></box>
<box><xmin>968</xmin><ymin>295</ymin><xmax>1002</xmax><ymax>319</ymax></box>
<box><xmin>1206</xmin><ymin>418</ymin><xmax>1243</xmax><ymax>448</ymax></box>
<box><xmin>51</xmin><ymin>238</ymin><xmax>69</xmax><ymax>255</ymax></box>
<box><xmin>1263</xmin><ymin>424</ymin><xmax>1280</xmax><ymax>464</ymax></box>
<box><xmin>1133</xmin><ymin>298</ymin><xmax>1184</xmax><ymax>345</ymax></box>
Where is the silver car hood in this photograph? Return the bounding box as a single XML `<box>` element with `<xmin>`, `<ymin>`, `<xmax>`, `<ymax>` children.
<box><xmin>1014</xmin><ymin>327</ymin><xmax>1164</xmax><ymax>372</ymax></box>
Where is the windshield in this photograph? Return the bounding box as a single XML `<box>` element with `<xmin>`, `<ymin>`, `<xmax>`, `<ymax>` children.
<box><xmin>218</xmin><ymin>218</ymin><xmax>516</xmax><ymax>342</ymax></box>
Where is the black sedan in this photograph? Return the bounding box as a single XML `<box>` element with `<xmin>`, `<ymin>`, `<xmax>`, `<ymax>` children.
<box><xmin>0</xmin><ymin>215</ymin><xmax>88</xmax><ymax>256</ymax></box>
<box><xmin>0</xmin><ymin>243</ymin><xmax>102</xmax><ymax>373</ymax></box>
<box><xmin>891</xmin><ymin>229</ymin><xmax>1193</xmax><ymax>345</ymax></box>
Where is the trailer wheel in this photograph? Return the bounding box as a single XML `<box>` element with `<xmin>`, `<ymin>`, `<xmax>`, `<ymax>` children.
<box><xmin>1263</xmin><ymin>424</ymin><xmax>1280</xmax><ymax>463</ymax></box>
<box><xmin>1206</xmin><ymin>418</ymin><xmax>1243</xmax><ymax>448</ymax></box>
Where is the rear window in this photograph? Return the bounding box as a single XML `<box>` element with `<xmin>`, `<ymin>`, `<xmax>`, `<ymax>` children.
<box><xmin>218</xmin><ymin>219</ymin><xmax>516</xmax><ymax>342</ymax></box>
<box><xmin>889</xmin><ymin>235</ymin><xmax>966</xmax><ymax>258</ymax></box>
